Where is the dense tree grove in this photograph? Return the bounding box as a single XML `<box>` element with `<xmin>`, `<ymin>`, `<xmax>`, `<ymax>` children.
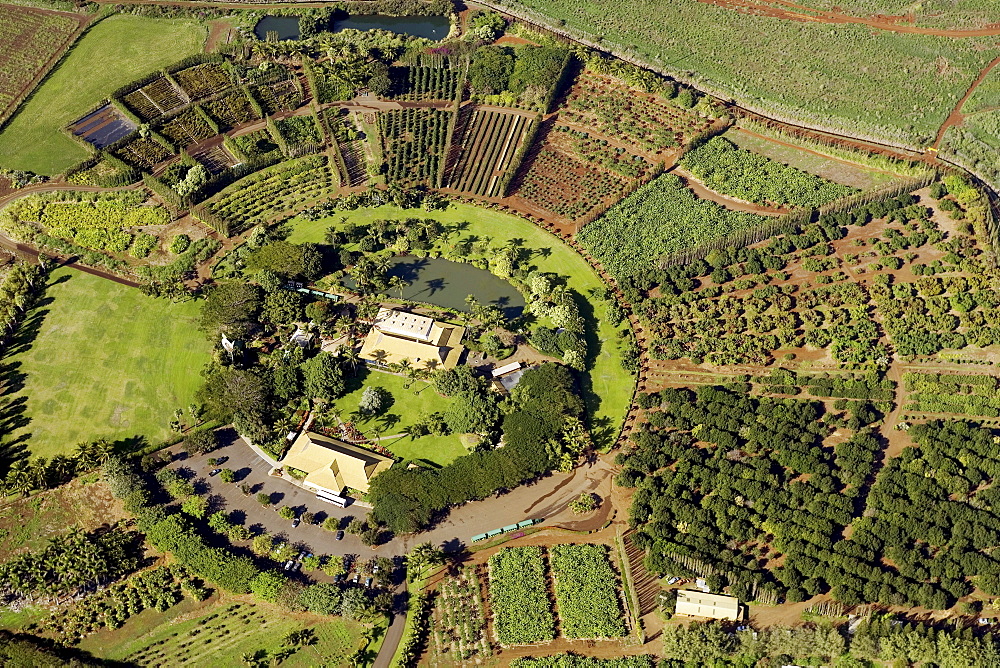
<box><xmin>621</xmin><ymin>384</ymin><xmax>1000</xmax><ymax>609</ymax></box>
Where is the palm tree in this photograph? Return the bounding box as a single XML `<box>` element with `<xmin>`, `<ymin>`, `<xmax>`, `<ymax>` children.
<box><xmin>340</xmin><ymin>346</ymin><xmax>362</xmax><ymax>374</ymax></box>
<box><xmin>371</xmin><ymin>349</ymin><xmax>389</xmax><ymax>366</ymax></box>
<box><xmin>388</xmin><ymin>275</ymin><xmax>409</xmax><ymax>300</ymax></box>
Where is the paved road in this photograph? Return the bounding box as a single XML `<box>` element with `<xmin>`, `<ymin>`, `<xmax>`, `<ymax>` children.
<box><xmin>169</xmin><ymin>428</ymin><xmax>613</xmax><ymax>666</ymax></box>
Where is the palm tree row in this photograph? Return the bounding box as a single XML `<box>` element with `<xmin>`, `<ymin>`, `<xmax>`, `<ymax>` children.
<box><xmin>0</xmin><ymin>439</ymin><xmax>115</xmax><ymax>497</ymax></box>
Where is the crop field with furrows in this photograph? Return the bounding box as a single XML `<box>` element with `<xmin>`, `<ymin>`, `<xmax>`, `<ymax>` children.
<box><xmin>0</xmin><ymin>6</ymin><xmax>81</xmax><ymax>125</ymax></box>
<box><xmin>446</xmin><ymin>107</ymin><xmax>533</xmax><ymax>198</ymax></box>
<box><xmin>111</xmin><ymin>135</ymin><xmax>174</xmax><ymax>171</ymax></box>
<box><xmin>559</xmin><ymin>72</ymin><xmax>713</xmax><ymax>156</ymax></box>
<box><xmin>157</xmin><ymin>107</ymin><xmax>215</xmax><ymax>147</ymax></box>
<box><xmin>173</xmin><ymin>63</ymin><xmax>231</xmax><ymax>100</ymax></box>
<box><xmin>379</xmin><ymin>108</ymin><xmax>452</xmax><ymax>188</ymax></box>
<box><xmin>779</xmin><ymin>0</ymin><xmax>1000</xmax><ymax>29</ymax></box>
<box><xmin>512</xmin><ymin>125</ymin><xmax>632</xmax><ymax>222</ymax></box>
<box><xmin>507</xmin><ymin>0</ymin><xmax>1000</xmax><ymax>147</ymax></box>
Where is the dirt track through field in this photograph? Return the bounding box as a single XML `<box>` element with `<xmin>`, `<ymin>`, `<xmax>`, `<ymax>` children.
<box><xmin>699</xmin><ymin>0</ymin><xmax>1000</xmax><ymax>36</ymax></box>
<box><xmin>932</xmin><ymin>54</ymin><xmax>1000</xmax><ymax>151</ymax></box>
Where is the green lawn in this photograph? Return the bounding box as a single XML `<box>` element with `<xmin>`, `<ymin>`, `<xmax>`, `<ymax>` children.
<box><xmin>0</xmin><ymin>15</ymin><xmax>206</xmax><ymax>175</ymax></box>
<box><xmin>326</xmin><ymin>368</ymin><xmax>468</xmax><ymax>467</ymax></box>
<box><xmin>9</xmin><ymin>268</ymin><xmax>212</xmax><ymax>458</ymax></box>
<box><xmin>81</xmin><ymin>598</ymin><xmax>375</xmax><ymax>666</ymax></box>
<box><xmin>287</xmin><ymin>202</ymin><xmax>635</xmax><ymax>448</ymax></box>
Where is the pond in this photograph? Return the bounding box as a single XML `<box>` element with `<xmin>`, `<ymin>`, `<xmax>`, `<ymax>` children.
<box><xmin>254</xmin><ymin>14</ymin><xmax>450</xmax><ymax>42</ymax></box>
<box><xmin>343</xmin><ymin>256</ymin><xmax>525</xmax><ymax>319</ymax></box>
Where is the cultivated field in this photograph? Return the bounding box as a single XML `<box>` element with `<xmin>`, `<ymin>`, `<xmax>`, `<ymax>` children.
<box><xmin>0</xmin><ymin>15</ymin><xmax>206</xmax><ymax>174</ymax></box>
<box><xmin>0</xmin><ymin>5</ymin><xmax>82</xmax><ymax>126</ymax></box>
<box><xmin>446</xmin><ymin>106</ymin><xmax>534</xmax><ymax>198</ymax></box>
<box><xmin>8</xmin><ymin>268</ymin><xmax>212</xmax><ymax>458</ymax></box>
<box><xmin>506</xmin><ymin>0</ymin><xmax>999</xmax><ymax>146</ymax></box>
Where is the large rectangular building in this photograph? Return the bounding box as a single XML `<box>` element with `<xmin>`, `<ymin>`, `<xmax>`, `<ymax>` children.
<box><xmin>281</xmin><ymin>431</ymin><xmax>394</xmax><ymax>495</ymax></box>
<box><xmin>674</xmin><ymin>590</ymin><xmax>745</xmax><ymax>621</ymax></box>
<box><xmin>359</xmin><ymin>308</ymin><xmax>465</xmax><ymax>370</ymax></box>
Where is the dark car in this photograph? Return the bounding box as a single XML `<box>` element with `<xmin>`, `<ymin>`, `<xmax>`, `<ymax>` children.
<box><xmin>336</xmin><ymin>530</ymin><xmax>345</xmax><ymax>541</ymax></box>
<box><xmin>208</xmin><ymin>468</ymin><xmax>222</xmax><ymax>477</ymax></box>
<box><xmin>291</xmin><ymin>517</ymin><xmax>301</xmax><ymax>528</ymax></box>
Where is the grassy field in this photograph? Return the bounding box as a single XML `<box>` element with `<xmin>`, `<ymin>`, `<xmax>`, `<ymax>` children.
<box><xmin>77</xmin><ymin>597</ymin><xmax>376</xmax><ymax>666</ymax></box>
<box><xmin>326</xmin><ymin>369</ymin><xmax>468</xmax><ymax>467</ymax></box>
<box><xmin>786</xmin><ymin>0</ymin><xmax>1000</xmax><ymax>29</ymax></box>
<box><xmin>0</xmin><ymin>15</ymin><xmax>205</xmax><ymax>175</ymax></box>
<box><xmin>8</xmin><ymin>268</ymin><xmax>212</xmax><ymax>458</ymax></box>
<box><xmin>724</xmin><ymin>128</ymin><xmax>898</xmax><ymax>190</ymax></box>
<box><xmin>286</xmin><ymin>202</ymin><xmax>635</xmax><ymax>448</ymax></box>
<box><xmin>507</xmin><ymin>0</ymin><xmax>998</xmax><ymax>147</ymax></box>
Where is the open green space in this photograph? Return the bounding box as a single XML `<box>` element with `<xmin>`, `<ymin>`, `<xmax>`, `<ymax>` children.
<box><xmin>724</xmin><ymin>128</ymin><xmax>898</xmax><ymax>191</ymax></box>
<box><xmin>80</xmin><ymin>597</ymin><xmax>374</xmax><ymax>666</ymax></box>
<box><xmin>8</xmin><ymin>268</ymin><xmax>212</xmax><ymax>458</ymax></box>
<box><xmin>0</xmin><ymin>15</ymin><xmax>206</xmax><ymax>175</ymax></box>
<box><xmin>324</xmin><ymin>368</ymin><xmax>469</xmax><ymax>466</ymax></box>
<box><xmin>286</xmin><ymin>201</ymin><xmax>634</xmax><ymax>447</ymax></box>
<box><xmin>507</xmin><ymin>0</ymin><xmax>998</xmax><ymax>146</ymax></box>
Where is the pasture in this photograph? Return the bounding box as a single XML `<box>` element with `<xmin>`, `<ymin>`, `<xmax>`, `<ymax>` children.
<box><xmin>0</xmin><ymin>15</ymin><xmax>206</xmax><ymax>175</ymax></box>
<box><xmin>8</xmin><ymin>268</ymin><xmax>212</xmax><ymax>458</ymax></box>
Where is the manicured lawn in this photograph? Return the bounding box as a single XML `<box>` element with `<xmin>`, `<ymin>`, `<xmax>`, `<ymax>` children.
<box><xmin>9</xmin><ymin>269</ymin><xmax>212</xmax><ymax>458</ymax></box>
<box><xmin>287</xmin><ymin>202</ymin><xmax>635</xmax><ymax>448</ymax></box>
<box><xmin>82</xmin><ymin>597</ymin><xmax>375</xmax><ymax>666</ymax></box>
<box><xmin>327</xmin><ymin>368</ymin><xmax>468</xmax><ymax>466</ymax></box>
<box><xmin>0</xmin><ymin>15</ymin><xmax>206</xmax><ymax>175</ymax></box>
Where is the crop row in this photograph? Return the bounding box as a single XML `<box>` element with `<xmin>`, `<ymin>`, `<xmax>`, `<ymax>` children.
<box><xmin>0</xmin><ymin>7</ymin><xmax>79</xmax><ymax>121</ymax></box>
<box><xmin>379</xmin><ymin>108</ymin><xmax>451</xmax><ymax>188</ymax></box>
<box><xmin>391</xmin><ymin>62</ymin><xmax>461</xmax><ymax>101</ymax></box>
<box><xmin>487</xmin><ymin>546</ymin><xmax>555</xmax><ymax>645</ymax></box>
<box><xmin>517</xmin><ymin>144</ymin><xmax>627</xmax><ymax>220</ymax></box>
<box><xmin>123</xmin><ymin>77</ymin><xmax>187</xmax><ymax>122</ymax></box>
<box><xmin>432</xmin><ymin>568</ymin><xmax>491</xmax><ymax>662</ymax></box>
<box><xmin>448</xmin><ymin>109</ymin><xmax>530</xmax><ymax>197</ymax></box>
<box><xmin>549</xmin><ymin>544</ymin><xmax>626</xmax><ymax>639</ymax></box>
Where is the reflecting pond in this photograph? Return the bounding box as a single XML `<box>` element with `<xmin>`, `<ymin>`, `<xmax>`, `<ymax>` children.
<box><xmin>254</xmin><ymin>14</ymin><xmax>450</xmax><ymax>42</ymax></box>
<box><xmin>343</xmin><ymin>256</ymin><xmax>525</xmax><ymax>319</ymax></box>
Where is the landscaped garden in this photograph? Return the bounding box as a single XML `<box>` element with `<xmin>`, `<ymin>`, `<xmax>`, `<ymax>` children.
<box><xmin>0</xmin><ymin>15</ymin><xmax>206</xmax><ymax>174</ymax></box>
<box><xmin>7</xmin><ymin>268</ymin><xmax>212</xmax><ymax>458</ymax></box>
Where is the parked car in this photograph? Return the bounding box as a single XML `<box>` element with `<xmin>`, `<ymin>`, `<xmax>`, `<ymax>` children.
<box><xmin>336</xmin><ymin>531</ymin><xmax>345</xmax><ymax>541</ymax></box>
<box><xmin>372</xmin><ymin>563</ymin><xmax>380</xmax><ymax>574</ymax></box>
<box><xmin>283</xmin><ymin>560</ymin><xmax>294</xmax><ymax>571</ymax></box>
<box><xmin>291</xmin><ymin>518</ymin><xmax>301</xmax><ymax>528</ymax></box>
<box><xmin>208</xmin><ymin>469</ymin><xmax>222</xmax><ymax>477</ymax></box>
<box><xmin>667</xmin><ymin>577</ymin><xmax>680</xmax><ymax>585</ymax></box>
<box><xmin>334</xmin><ymin>573</ymin><xmax>345</xmax><ymax>583</ymax></box>
<box><xmin>351</xmin><ymin>572</ymin><xmax>360</xmax><ymax>583</ymax></box>
<box><xmin>297</xmin><ymin>551</ymin><xmax>307</xmax><ymax>560</ymax></box>
<box><xmin>364</xmin><ymin>577</ymin><xmax>373</xmax><ymax>588</ymax></box>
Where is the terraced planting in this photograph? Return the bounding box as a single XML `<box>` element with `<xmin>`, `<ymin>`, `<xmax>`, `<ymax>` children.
<box><xmin>446</xmin><ymin>107</ymin><xmax>534</xmax><ymax>197</ymax></box>
<box><xmin>205</xmin><ymin>155</ymin><xmax>336</xmax><ymax>234</ymax></box>
<box><xmin>487</xmin><ymin>546</ymin><xmax>555</xmax><ymax>646</ymax></box>
<box><xmin>549</xmin><ymin>544</ymin><xmax>625</xmax><ymax>639</ymax></box>
<box><xmin>0</xmin><ymin>6</ymin><xmax>81</xmax><ymax>125</ymax></box>
<box><xmin>379</xmin><ymin>108</ymin><xmax>452</xmax><ymax>188</ymax></box>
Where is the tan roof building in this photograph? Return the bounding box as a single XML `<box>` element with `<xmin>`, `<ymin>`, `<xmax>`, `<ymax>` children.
<box><xmin>674</xmin><ymin>591</ymin><xmax>745</xmax><ymax>621</ymax></box>
<box><xmin>281</xmin><ymin>431</ymin><xmax>394</xmax><ymax>495</ymax></box>
<box><xmin>359</xmin><ymin>308</ymin><xmax>465</xmax><ymax>370</ymax></box>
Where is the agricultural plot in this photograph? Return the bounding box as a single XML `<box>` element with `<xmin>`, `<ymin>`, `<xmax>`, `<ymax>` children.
<box><xmin>379</xmin><ymin>108</ymin><xmax>452</xmax><ymax>188</ymax></box>
<box><xmin>68</xmin><ymin>105</ymin><xmax>136</xmax><ymax>150</ymax></box>
<box><xmin>250</xmin><ymin>80</ymin><xmax>301</xmax><ymax>115</ymax></box>
<box><xmin>389</xmin><ymin>57</ymin><xmax>462</xmax><ymax>101</ymax></box>
<box><xmin>274</xmin><ymin>115</ymin><xmax>323</xmax><ymax>153</ymax></box>
<box><xmin>0</xmin><ymin>6</ymin><xmax>81</xmax><ymax>124</ymax></box>
<box><xmin>111</xmin><ymin>135</ymin><xmax>174</xmax><ymax>171</ymax></box>
<box><xmin>430</xmin><ymin>568</ymin><xmax>491</xmax><ymax>663</ymax></box>
<box><xmin>173</xmin><ymin>63</ymin><xmax>231</xmax><ymax>100</ymax></box>
<box><xmin>939</xmin><ymin>112</ymin><xmax>1000</xmax><ymax>194</ymax></box>
<box><xmin>514</xmin><ymin>128</ymin><xmax>630</xmax><ymax>221</ymax></box>
<box><xmin>122</xmin><ymin>77</ymin><xmax>187</xmax><ymax>122</ymax></box>
<box><xmin>551</xmin><ymin>124</ymin><xmax>651</xmax><ymax>179</ymax></box>
<box><xmin>206</xmin><ymin>155</ymin><xmax>336</xmax><ymax>234</ymax></box>
<box><xmin>577</xmin><ymin>173</ymin><xmax>769</xmax><ymax>281</ymax></box>
<box><xmin>506</xmin><ymin>0</ymin><xmax>999</xmax><ymax>146</ymax></box>
<box><xmin>202</xmin><ymin>89</ymin><xmax>258</xmax><ymax>131</ymax></box>
<box><xmin>679</xmin><ymin>136</ymin><xmax>856</xmax><ymax>208</ymax></box>
<box><xmin>191</xmin><ymin>144</ymin><xmax>236</xmax><ymax>175</ymax></box>
<box><xmin>1</xmin><ymin>191</ymin><xmax>170</xmax><ymax>255</ymax></box>
<box><xmin>487</xmin><ymin>546</ymin><xmax>555</xmax><ymax>646</ymax></box>
<box><xmin>560</xmin><ymin>71</ymin><xmax>712</xmax><ymax>155</ymax></box>
<box><xmin>158</xmin><ymin>107</ymin><xmax>216</xmax><ymax>147</ymax></box>
<box><xmin>323</xmin><ymin>109</ymin><xmax>367</xmax><ymax>187</ymax></box>
<box><xmin>549</xmin><ymin>544</ymin><xmax>625</xmax><ymax>639</ymax></box>
<box><xmin>446</xmin><ymin>107</ymin><xmax>533</xmax><ymax>198</ymax></box>
<box><xmin>230</xmin><ymin>127</ymin><xmax>282</xmax><ymax>162</ymax></box>
<box><xmin>903</xmin><ymin>373</ymin><xmax>1000</xmax><ymax>418</ymax></box>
